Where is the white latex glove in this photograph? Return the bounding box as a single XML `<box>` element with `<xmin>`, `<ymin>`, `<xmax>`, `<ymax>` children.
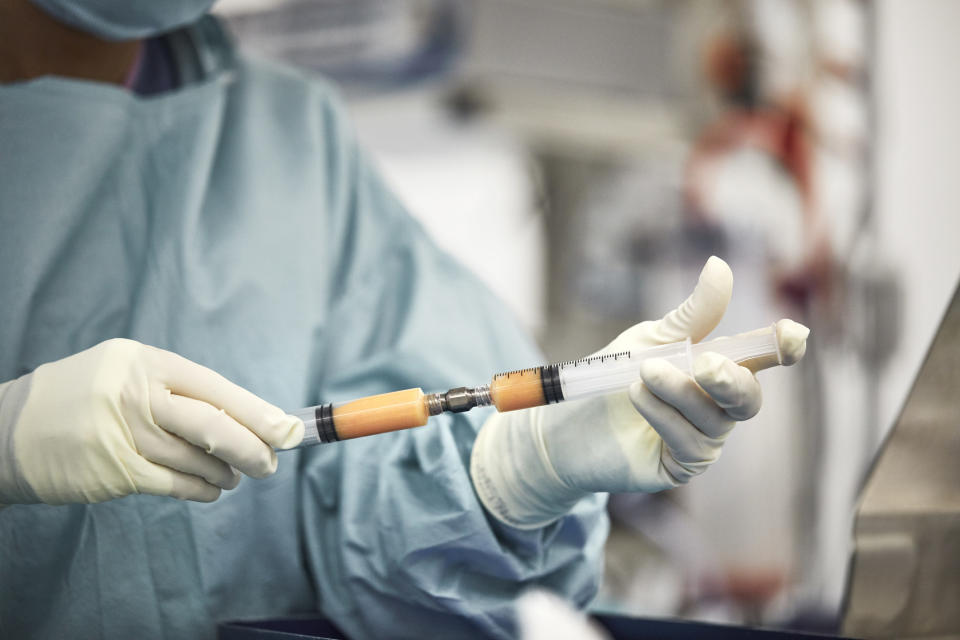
<box><xmin>471</xmin><ymin>256</ymin><xmax>809</xmax><ymax>529</ymax></box>
<box><xmin>0</xmin><ymin>339</ymin><xmax>303</xmax><ymax>505</ymax></box>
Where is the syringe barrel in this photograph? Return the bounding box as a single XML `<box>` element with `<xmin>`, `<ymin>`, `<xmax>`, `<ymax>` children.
<box><xmin>557</xmin><ymin>340</ymin><xmax>694</xmax><ymax>403</ymax></box>
<box><xmin>488</xmin><ymin>324</ymin><xmax>781</xmax><ymax>410</ymax></box>
<box><xmin>487</xmin><ymin>365</ymin><xmax>565</xmax><ymax>412</ymax></box>
<box><xmin>557</xmin><ymin>324</ymin><xmax>780</xmax><ymax>404</ymax></box>
<box><xmin>297</xmin><ymin>388</ymin><xmax>431</xmax><ymax>447</ymax></box>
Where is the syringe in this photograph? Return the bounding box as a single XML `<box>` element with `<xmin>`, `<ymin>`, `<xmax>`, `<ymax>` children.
<box><xmin>293</xmin><ymin>320</ymin><xmax>807</xmax><ymax>447</ymax></box>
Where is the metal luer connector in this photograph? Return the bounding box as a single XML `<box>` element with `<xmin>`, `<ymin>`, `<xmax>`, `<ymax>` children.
<box><xmin>426</xmin><ymin>385</ymin><xmax>492</xmax><ymax>416</ymax></box>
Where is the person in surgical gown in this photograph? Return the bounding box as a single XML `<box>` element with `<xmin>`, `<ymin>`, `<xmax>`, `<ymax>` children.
<box><xmin>0</xmin><ymin>4</ymin><xmax>604</xmax><ymax>637</ymax></box>
<box><xmin>0</xmin><ymin>1</ymin><xmax>799</xmax><ymax>638</ymax></box>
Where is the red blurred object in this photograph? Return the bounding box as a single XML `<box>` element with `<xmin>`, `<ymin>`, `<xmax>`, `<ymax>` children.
<box><xmin>686</xmin><ymin>32</ymin><xmax>835</xmax><ymax>310</ymax></box>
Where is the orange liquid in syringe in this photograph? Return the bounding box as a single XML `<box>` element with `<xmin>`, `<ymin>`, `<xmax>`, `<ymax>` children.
<box><xmin>489</xmin><ymin>368</ymin><xmax>549</xmax><ymax>411</ymax></box>
<box><xmin>317</xmin><ymin>367</ymin><xmax>556</xmax><ymax>443</ymax></box>
<box><xmin>331</xmin><ymin>388</ymin><xmax>430</xmax><ymax>440</ymax></box>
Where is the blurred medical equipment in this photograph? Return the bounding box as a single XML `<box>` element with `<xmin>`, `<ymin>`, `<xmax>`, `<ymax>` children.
<box><xmin>217</xmin><ymin>0</ymin><xmax>465</xmax><ymax>89</ymax></box>
<box><xmin>472</xmin><ymin>257</ymin><xmax>810</xmax><ymax>529</ymax></box>
<box><xmin>843</xmin><ymin>282</ymin><xmax>960</xmax><ymax>639</ymax></box>
<box><xmin>0</xmin><ymin>339</ymin><xmax>301</xmax><ymax>505</ymax></box>
<box><xmin>294</xmin><ymin>319</ymin><xmax>807</xmax><ymax>447</ymax></box>
<box><xmin>217</xmin><ymin>594</ymin><xmax>856</xmax><ymax>639</ymax></box>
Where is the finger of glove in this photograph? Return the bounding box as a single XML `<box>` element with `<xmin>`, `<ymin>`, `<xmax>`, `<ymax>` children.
<box><xmin>639</xmin><ymin>358</ymin><xmax>735</xmax><ymax>439</ymax></box>
<box><xmin>134</xmin><ymin>461</ymin><xmax>222</xmax><ymax>502</ymax></box>
<box><xmin>628</xmin><ymin>382</ymin><xmax>723</xmax><ymax>481</ymax></box>
<box><xmin>150</xmin><ymin>387</ymin><xmax>278</xmax><ymax>478</ymax></box>
<box><xmin>693</xmin><ymin>352</ymin><xmax>762</xmax><ymax>421</ymax></box>
<box><xmin>133</xmin><ymin>423</ymin><xmax>241</xmax><ymax>490</ymax></box>
<box><xmin>147</xmin><ymin>347</ymin><xmax>303</xmax><ymax>449</ymax></box>
<box><xmin>649</xmin><ymin>256</ymin><xmax>733</xmax><ymax>345</ymax></box>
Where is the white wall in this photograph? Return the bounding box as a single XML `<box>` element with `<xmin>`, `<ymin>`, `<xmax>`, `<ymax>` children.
<box><xmin>813</xmin><ymin>0</ymin><xmax>960</xmax><ymax>616</ymax></box>
<box><xmin>874</xmin><ymin>0</ymin><xmax>960</xmax><ymax>437</ymax></box>
<box><xmin>349</xmin><ymin>92</ymin><xmax>546</xmax><ymax>336</ymax></box>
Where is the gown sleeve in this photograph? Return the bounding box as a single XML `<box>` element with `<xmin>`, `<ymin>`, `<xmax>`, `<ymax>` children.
<box><xmin>298</xmin><ymin>87</ymin><xmax>609</xmax><ymax>640</ymax></box>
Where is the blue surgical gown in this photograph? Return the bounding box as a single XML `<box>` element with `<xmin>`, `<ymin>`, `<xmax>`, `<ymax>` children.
<box><xmin>0</xmin><ymin>16</ymin><xmax>607</xmax><ymax>640</ymax></box>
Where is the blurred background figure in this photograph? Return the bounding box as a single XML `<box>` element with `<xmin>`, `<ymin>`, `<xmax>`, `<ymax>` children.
<box><xmin>215</xmin><ymin>0</ymin><xmax>960</xmax><ymax>633</ymax></box>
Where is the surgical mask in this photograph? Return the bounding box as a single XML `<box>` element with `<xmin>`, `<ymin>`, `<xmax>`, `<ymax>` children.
<box><xmin>30</xmin><ymin>0</ymin><xmax>217</xmax><ymax>41</ymax></box>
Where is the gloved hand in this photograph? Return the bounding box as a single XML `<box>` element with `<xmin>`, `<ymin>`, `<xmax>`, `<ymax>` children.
<box><xmin>0</xmin><ymin>339</ymin><xmax>303</xmax><ymax>505</ymax></box>
<box><xmin>471</xmin><ymin>256</ymin><xmax>809</xmax><ymax>529</ymax></box>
